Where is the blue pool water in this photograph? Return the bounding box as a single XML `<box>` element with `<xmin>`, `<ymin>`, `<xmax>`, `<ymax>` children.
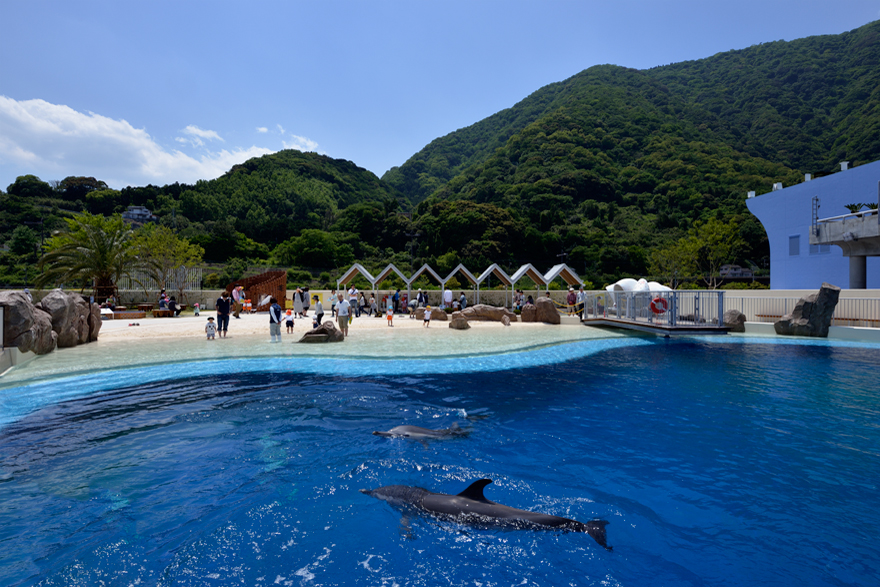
<box><xmin>1</xmin><ymin>337</ymin><xmax>878</xmax><ymax>586</ymax></box>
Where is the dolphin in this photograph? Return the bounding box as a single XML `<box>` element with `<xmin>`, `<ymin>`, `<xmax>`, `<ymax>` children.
<box><xmin>360</xmin><ymin>478</ymin><xmax>611</xmax><ymax>550</ymax></box>
<box><xmin>372</xmin><ymin>422</ymin><xmax>468</xmax><ymax>439</ymax></box>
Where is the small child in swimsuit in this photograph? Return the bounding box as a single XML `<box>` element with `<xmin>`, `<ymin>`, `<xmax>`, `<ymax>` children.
<box><xmin>386</xmin><ymin>304</ymin><xmax>394</xmax><ymax>327</ymax></box>
<box><xmin>285</xmin><ymin>309</ymin><xmax>294</xmax><ymax>333</ymax></box>
<box><xmin>424</xmin><ymin>306</ymin><xmax>432</xmax><ymax>327</ymax></box>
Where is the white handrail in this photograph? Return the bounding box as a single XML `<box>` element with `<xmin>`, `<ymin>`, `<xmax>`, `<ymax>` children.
<box><xmin>817</xmin><ymin>209</ymin><xmax>878</xmax><ymax>223</ymax></box>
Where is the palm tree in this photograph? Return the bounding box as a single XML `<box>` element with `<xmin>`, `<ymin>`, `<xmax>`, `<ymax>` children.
<box><xmin>36</xmin><ymin>213</ymin><xmax>137</xmax><ymax>300</ymax></box>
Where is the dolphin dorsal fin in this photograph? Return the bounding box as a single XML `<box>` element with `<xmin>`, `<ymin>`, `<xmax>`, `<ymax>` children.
<box><xmin>458</xmin><ymin>479</ymin><xmax>492</xmax><ymax>501</ymax></box>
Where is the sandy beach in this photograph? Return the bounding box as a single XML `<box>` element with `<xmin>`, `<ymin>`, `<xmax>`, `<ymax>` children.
<box><xmin>97</xmin><ymin>310</ymin><xmax>519</xmax><ymax>340</ymax></box>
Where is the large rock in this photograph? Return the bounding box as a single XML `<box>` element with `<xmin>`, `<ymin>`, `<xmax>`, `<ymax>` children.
<box><xmin>460</xmin><ymin>304</ymin><xmax>517</xmax><ymax>323</ymax></box>
<box><xmin>415</xmin><ymin>307</ymin><xmax>448</xmax><ymax>321</ymax></box>
<box><xmin>74</xmin><ymin>295</ymin><xmax>91</xmax><ymax>345</ymax></box>
<box><xmin>774</xmin><ymin>282</ymin><xmax>841</xmax><ymax>337</ymax></box>
<box><xmin>0</xmin><ymin>290</ymin><xmax>57</xmax><ymax>355</ymax></box>
<box><xmin>88</xmin><ymin>301</ymin><xmax>102</xmax><ymax>342</ymax></box>
<box><xmin>36</xmin><ymin>289</ymin><xmax>90</xmax><ymax>348</ymax></box>
<box><xmin>520</xmin><ymin>303</ymin><xmax>537</xmax><ymax>322</ymax></box>
<box><xmin>449</xmin><ymin>311</ymin><xmax>470</xmax><ymax>330</ymax></box>
<box><xmin>723</xmin><ymin>309</ymin><xmax>746</xmax><ymax>333</ymax></box>
<box><xmin>298</xmin><ymin>320</ymin><xmax>345</xmax><ymax>343</ymax></box>
<box><xmin>534</xmin><ymin>297</ymin><xmax>561</xmax><ymax>324</ymax></box>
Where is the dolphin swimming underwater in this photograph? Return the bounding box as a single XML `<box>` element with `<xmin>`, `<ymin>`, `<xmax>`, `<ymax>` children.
<box><xmin>372</xmin><ymin>422</ymin><xmax>468</xmax><ymax>439</ymax></box>
<box><xmin>360</xmin><ymin>478</ymin><xmax>611</xmax><ymax>550</ymax></box>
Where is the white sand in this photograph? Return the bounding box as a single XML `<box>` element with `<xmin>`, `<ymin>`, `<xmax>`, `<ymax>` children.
<box><xmin>97</xmin><ymin>310</ymin><xmax>511</xmax><ymax>340</ymax></box>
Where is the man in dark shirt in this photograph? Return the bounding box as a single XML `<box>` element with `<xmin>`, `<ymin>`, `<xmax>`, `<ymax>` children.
<box><xmin>216</xmin><ymin>292</ymin><xmax>232</xmax><ymax>338</ymax></box>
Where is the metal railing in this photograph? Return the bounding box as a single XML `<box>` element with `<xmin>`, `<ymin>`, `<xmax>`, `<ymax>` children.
<box><xmin>117</xmin><ymin>267</ymin><xmax>204</xmax><ymax>292</ymax></box>
<box><xmin>582</xmin><ymin>290</ymin><xmax>725</xmax><ymax>328</ymax></box>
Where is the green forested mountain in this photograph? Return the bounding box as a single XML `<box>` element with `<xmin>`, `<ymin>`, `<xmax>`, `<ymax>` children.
<box><xmin>378</xmin><ymin>21</ymin><xmax>880</xmax><ymax>282</ymax></box>
<box><xmin>4</xmin><ymin>21</ymin><xmax>880</xmax><ymax>289</ymax></box>
<box><xmin>385</xmin><ymin>21</ymin><xmax>880</xmax><ymax>204</ymax></box>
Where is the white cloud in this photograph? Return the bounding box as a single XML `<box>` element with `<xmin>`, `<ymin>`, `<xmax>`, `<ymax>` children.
<box><xmin>283</xmin><ymin>135</ymin><xmax>319</xmax><ymax>153</ymax></box>
<box><xmin>183</xmin><ymin>125</ymin><xmax>223</xmax><ymax>142</ymax></box>
<box><xmin>256</xmin><ymin>127</ymin><xmax>268</xmax><ymax>133</ymax></box>
<box><xmin>176</xmin><ymin>124</ymin><xmax>224</xmax><ymax>148</ymax></box>
<box><xmin>0</xmin><ymin>96</ymin><xmax>275</xmax><ymax>188</ymax></box>
<box><xmin>277</xmin><ymin>123</ymin><xmax>286</xmax><ymax>135</ymax></box>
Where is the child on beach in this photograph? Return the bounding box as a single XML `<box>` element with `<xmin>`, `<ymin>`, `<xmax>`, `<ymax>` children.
<box><xmin>386</xmin><ymin>303</ymin><xmax>394</xmax><ymax>327</ymax></box>
<box><xmin>285</xmin><ymin>309</ymin><xmax>294</xmax><ymax>333</ymax></box>
<box><xmin>424</xmin><ymin>306</ymin><xmax>431</xmax><ymax>327</ymax></box>
<box><xmin>206</xmin><ymin>316</ymin><xmax>216</xmax><ymax>340</ymax></box>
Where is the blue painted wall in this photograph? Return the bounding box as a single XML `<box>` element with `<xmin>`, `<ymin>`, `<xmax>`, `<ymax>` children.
<box><xmin>746</xmin><ymin>160</ymin><xmax>880</xmax><ymax>289</ymax></box>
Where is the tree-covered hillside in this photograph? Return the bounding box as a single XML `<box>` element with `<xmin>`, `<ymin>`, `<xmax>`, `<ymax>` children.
<box><xmin>386</xmin><ymin>21</ymin><xmax>880</xmax><ymax>204</ymax></box>
<box><xmin>650</xmin><ymin>21</ymin><xmax>880</xmax><ymax>172</ymax></box>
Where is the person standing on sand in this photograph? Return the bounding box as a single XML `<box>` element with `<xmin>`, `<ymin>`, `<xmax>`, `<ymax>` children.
<box><xmin>205</xmin><ymin>316</ymin><xmax>216</xmax><ymax>340</ymax></box>
<box><xmin>232</xmin><ymin>285</ymin><xmax>244</xmax><ymax>319</ymax></box>
<box><xmin>424</xmin><ymin>305</ymin><xmax>432</xmax><ymax>327</ymax></box>
<box><xmin>269</xmin><ymin>296</ymin><xmax>283</xmax><ymax>343</ymax></box>
<box><xmin>329</xmin><ymin>289</ymin><xmax>338</xmax><ymax>317</ymax></box>
<box><xmin>215</xmin><ymin>291</ymin><xmax>231</xmax><ymax>338</ymax></box>
<box><xmin>348</xmin><ymin>285</ymin><xmax>359</xmax><ymax>318</ymax></box>
<box><xmin>313</xmin><ymin>294</ymin><xmax>324</xmax><ymax>325</ymax></box>
<box><xmin>392</xmin><ymin>289</ymin><xmax>401</xmax><ymax>314</ymax></box>
<box><xmin>293</xmin><ymin>288</ymin><xmax>304</xmax><ymax>318</ymax></box>
<box><xmin>336</xmin><ymin>293</ymin><xmax>350</xmax><ymax>337</ymax></box>
<box><xmin>443</xmin><ymin>287</ymin><xmax>453</xmax><ymax>309</ymax></box>
<box><xmin>567</xmin><ymin>287</ymin><xmax>577</xmax><ymax>315</ymax></box>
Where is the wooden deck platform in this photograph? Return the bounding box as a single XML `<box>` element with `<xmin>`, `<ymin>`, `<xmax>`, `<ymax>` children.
<box><xmin>582</xmin><ymin>317</ymin><xmax>731</xmax><ymax>336</ymax></box>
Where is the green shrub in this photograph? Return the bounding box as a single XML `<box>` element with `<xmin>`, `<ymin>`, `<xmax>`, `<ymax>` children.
<box><xmin>203</xmin><ymin>273</ymin><xmax>221</xmax><ymax>288</ymax></box>
<box><xmin>287</xmin><ymin>268</ymin><xmax>313</xmax><ymax>285</ymax></box>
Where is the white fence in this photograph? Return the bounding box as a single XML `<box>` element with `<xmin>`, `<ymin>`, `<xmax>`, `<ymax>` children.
<box><xmin>725</xmin><ymin>296</ymin><xmax>880</xmax><ymax>328</ymax></box>
<box><xmin>117</xmin><ymin>267</ymin><xmax>203</xmax><ymax>293</ymax></box>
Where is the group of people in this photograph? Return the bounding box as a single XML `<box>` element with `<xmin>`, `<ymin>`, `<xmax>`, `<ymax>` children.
<box><xmin>206</xmin><ymin>285</ymin><xmax>585</xmax><ymax>342</ymax></box>
<box><xmin>158</xmin><ymin>289</ymin><xmax>184</xmax><ymax>316</ymax></box>
<box><xmin>565</xmin><ymin>286</ymin><xmax>587</xmax><ymax>316</ymax></box>
<box><xmin>513</xmin><ymin>289</ymin><xmax>536</xmax><ymax>310</ymax></box>
<box><xmin>206</xmin><ymin>286</ymin><xmax>325</xmax><ymax>341</ymax></box>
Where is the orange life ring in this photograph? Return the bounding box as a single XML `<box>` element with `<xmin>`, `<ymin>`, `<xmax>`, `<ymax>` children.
<box><xmin>650</xmin><ymin>297</ymin><xmax>668</xmax><ymax>314</ymax></box>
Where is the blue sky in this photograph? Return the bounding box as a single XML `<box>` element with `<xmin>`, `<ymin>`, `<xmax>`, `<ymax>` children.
<box><xmin>2</xmin><ymin>0</ymin><xmax>879</xmax><ymax>190</ymax></box>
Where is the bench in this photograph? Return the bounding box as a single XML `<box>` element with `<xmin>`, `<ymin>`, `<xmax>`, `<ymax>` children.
<box><xmin>112</xmin><ymin>311</ymin><xmax>146</xmax><ymax>320</ymax></box>
<box><xmin>152</xmin><ymin>309</ymin><xmax>174</xmax><ymax>318</ymax></box>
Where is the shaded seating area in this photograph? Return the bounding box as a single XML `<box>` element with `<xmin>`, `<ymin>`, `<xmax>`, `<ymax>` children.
<box><xmin>336</xmin><ymin>262</ymin><xmax>585</xmax><ymax>310</ymax></box>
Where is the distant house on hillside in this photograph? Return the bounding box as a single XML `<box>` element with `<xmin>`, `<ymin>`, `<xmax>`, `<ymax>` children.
<box><xmin>746</xmin><ymin>159</ymin><xmax>880</xmax><ymax>289</ymax></box>
<box><xmin>121</xmin><ymin>205</ymin><xmax>158</xmax><ymax>226</ymax></box>
<box><xmin>719</xmin><ymin>264</ymin><xmax>753</xmax><ymax>278</ymax></box>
